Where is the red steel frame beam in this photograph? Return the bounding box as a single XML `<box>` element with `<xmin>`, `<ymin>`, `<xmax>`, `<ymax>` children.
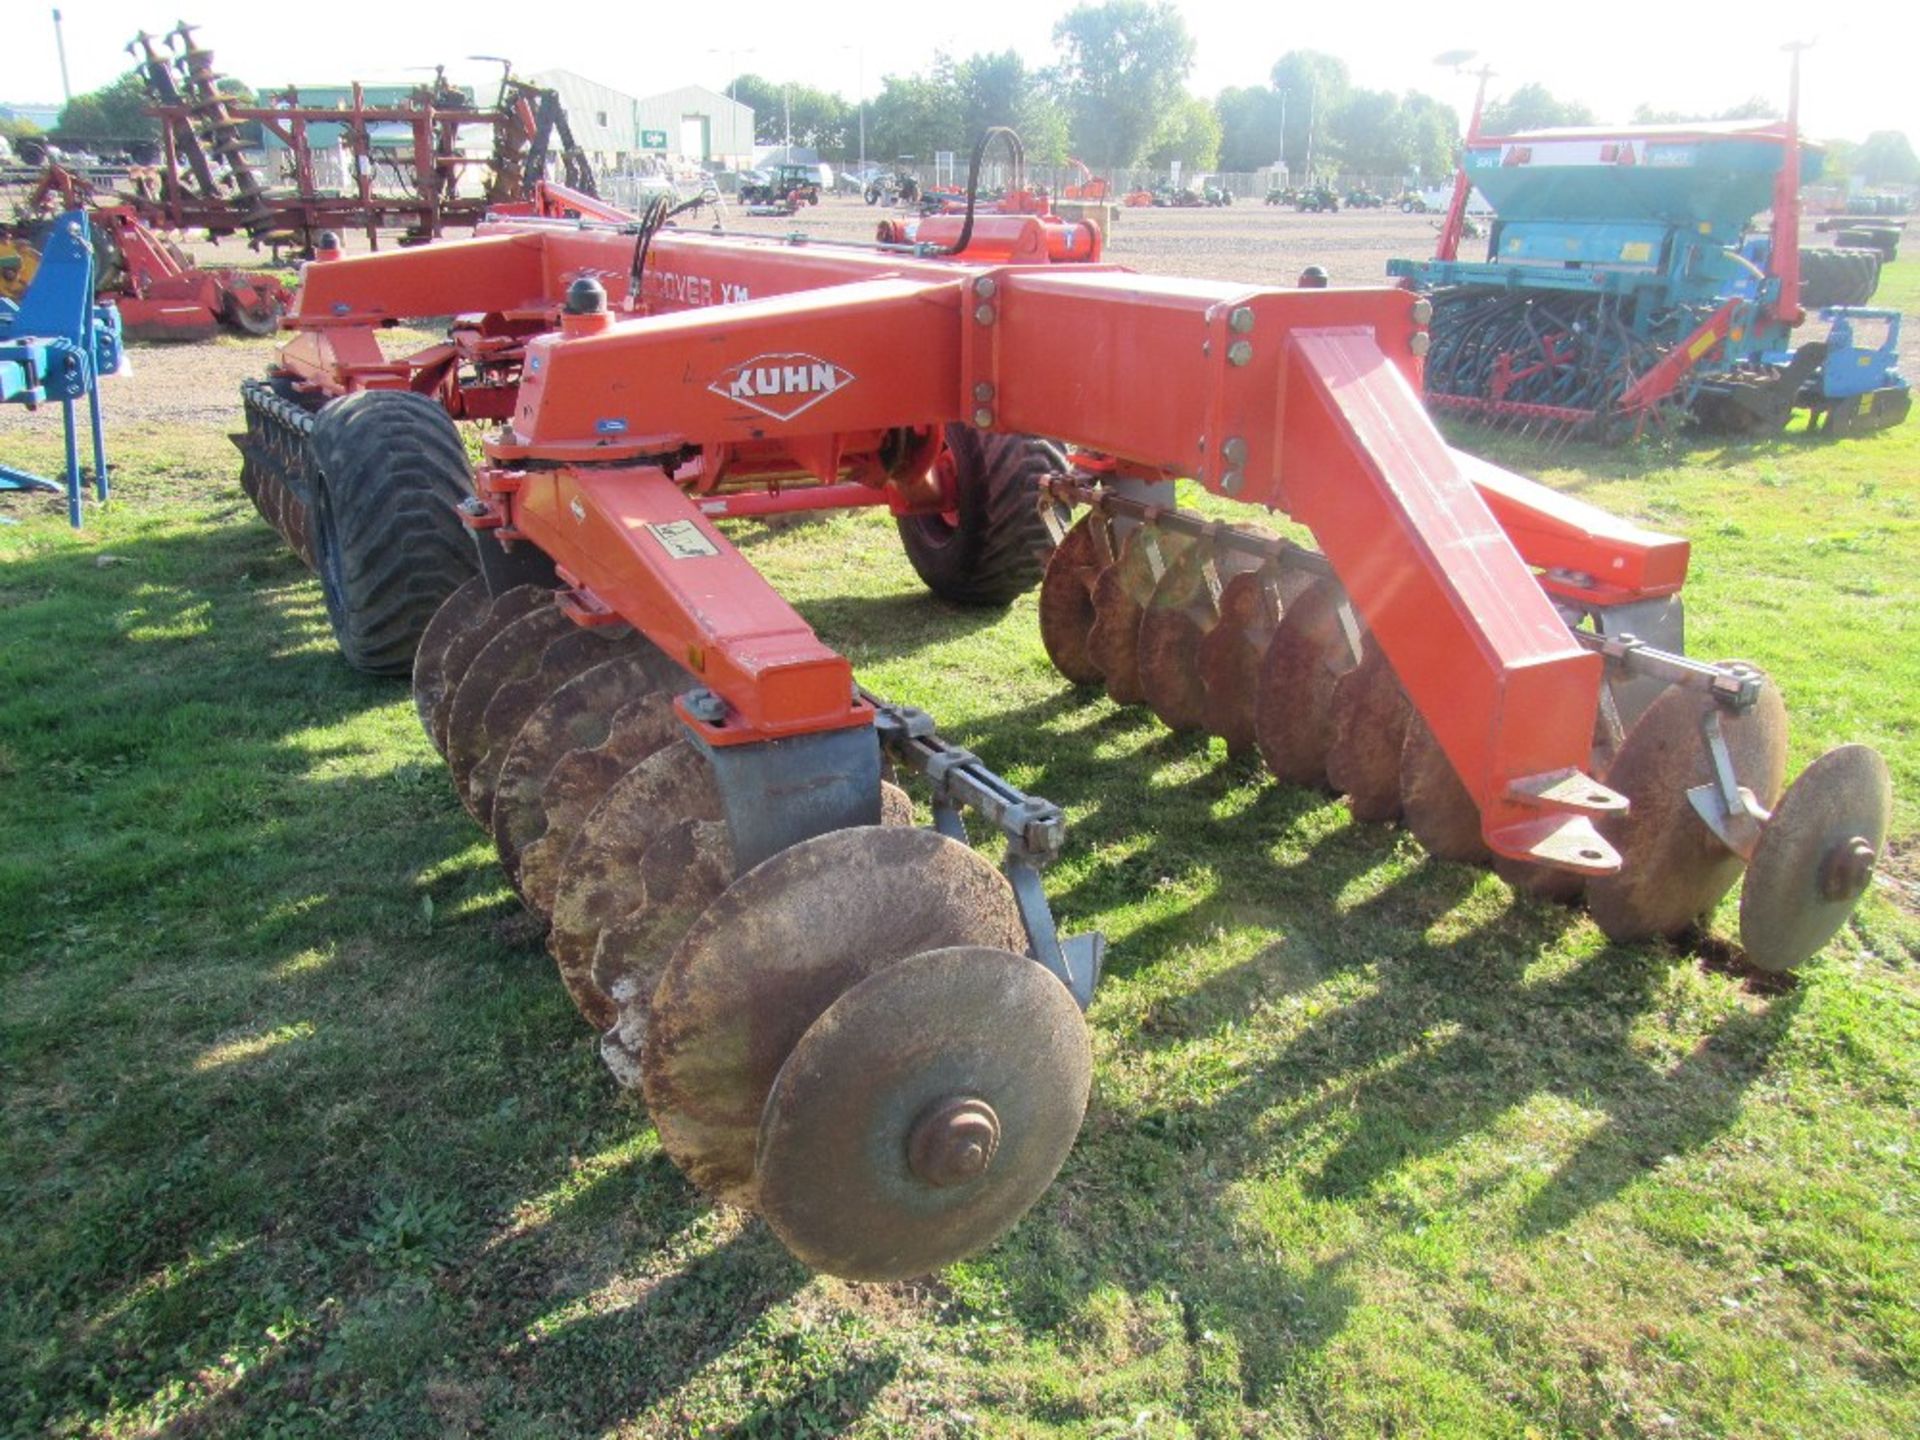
<box><xmin>480</xmin><ymin>260</ymin><xmax>1629</xmax><ymax>869</ymax></box>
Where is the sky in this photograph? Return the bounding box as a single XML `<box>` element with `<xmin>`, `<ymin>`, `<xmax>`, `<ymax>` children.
<box><xmin>14</xmin><ymin>1</ymin><xmax>1917</xmax><ymax>142</ymax></box>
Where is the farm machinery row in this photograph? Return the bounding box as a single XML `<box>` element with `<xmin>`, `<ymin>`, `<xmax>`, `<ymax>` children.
<box><xmin>1391</xmin><ymin>64</ymin><xmax>1908</xmax><ymax>440</ymax></box>
<box><xmin>231</xmin><ymin>162</ymin><xmax>1893</xmax><ymax>1282</ymax></box>
<box><xmin>3</xmin><ymin>21</ymin><xmax>599</xmax><ymax>338</ymax></box>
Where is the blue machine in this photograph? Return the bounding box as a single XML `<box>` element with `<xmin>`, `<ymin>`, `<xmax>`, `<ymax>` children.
<box><xmin>0</xmin><ymin>210</ymin><xmax>121</xmax><ymax>527</ymax></box>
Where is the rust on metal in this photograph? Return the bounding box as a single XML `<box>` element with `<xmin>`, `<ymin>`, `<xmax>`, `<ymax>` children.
<box><xmin>443</xmin><ymin>606</ymin><xmax>579</xmax><ymax>816</ymax></box>
<box><xmin>1254</xmin><ymin>577</ymin><xmax>1359</xmax><ymax>787</ymax></box>
<box><xmin>642</xmin><ymin>826</ymin><xmax>1028</xmax><ymax>1208</ymax></box>
<box><xmin>1587</xmin><ymin>668</ymin><xmax>1788</xmax><ymax>942</ymax></box>
<box><xmin>1138</xmin><ymin>532</ymin><xmax>1268</xmax><ymax>733</ymax></box>
<box><xmin>516</xmin><ymin>692</ymin><xmax>683</xmax><ymax>915</ymax></box>
<box><xmin>425</xmin><ymin>585</ymin><xmax>549</xmax><ymax>756</ymax></box>
<box><xmin>412</xmin><ymin>576</ymin><xmax>492</xmax><ymax>754</ymax></box>
<box><xmin>754</xmin><ymin>946</ymin><xmax>1091</xmax><ymax>1281</ymax></box>
<box><xmin>1037</xmin><ymin>515</ymin><xmax>1108</xmax><ymax>686</ymax></box>
<box><xmin>1399</xmin><ymin>715</ymin><xmax>1493</xmax><ymax>864</ymax></box>
<box><xmin>1738</xmin><ymin>743</ymin><xmax>1890</xmax><ymax>972</ymax></box>
<box><xmin>488</xmin><ymin>646</ymin><xmax>679</xmax><ymax>885</ymax></box>
<box><xmin>548</xmin><ymin>741</ymin><xmax>723</xmax><ymax>1031</ymax></box>
<box><xmin>1324</xmin><ymin>637</ymin><xmax>1412</xmax><ymax>822</ymax></box>
<box><xmin>1087</xmin><ymin>528</ymin><xmax>1194</xmax><ymax>707</ymax></box>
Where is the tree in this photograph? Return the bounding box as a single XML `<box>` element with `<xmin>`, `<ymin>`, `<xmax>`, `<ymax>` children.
<box><xmin>1632</xmin><ymin>96</ymin><xmax>1779</xmax><ymax>124</ymax></box>
<box><xmin>1268</xmin><ymin>50</ymin><xmax>1350</xmax><ymax>173</ymax></box>
<box><xmin>1052</xmin><ymin>0</ymin><xmax>1195</xmax><ymax>167</ymax></box>
<box><xmin>725</xmin><ymin>75</ymin><xmax>847</xmax><ymax>151</ymax></box>
<box><xmin>1146</xmin><ymin>94</ymin><xmax>1221</xmax><ymax>170</ymax></box>
<box><xmin>1480</xmin><ymin>83</ymin><xmax>1593</xmax><ymax>134</ymax></box>
<box><xmin>57</xmin><ymin>71</ymin><xmax>159</xmax><ymax>143</ymax></box>
<box><xmin>1215</xmin><ymin>85</ymin><xmax>1286</xmax><ymax>172</ymax></box>
<box><xmin>1854</xmin><ymin>130</ymin><xmax>1920</xmax><ymax>186</ymax></box>
<box><xmin>865</xmin><ymin>73</ymin><xmax>961</xmax><ymax>166</ymax></box>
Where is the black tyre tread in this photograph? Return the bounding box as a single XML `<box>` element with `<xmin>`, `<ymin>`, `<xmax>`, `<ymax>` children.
<box><xmin>306</xmin><ymin>391</ymin><xmax>478</xmax><ymax>675</ymax></box>
<box><xmin>1798</xmin><ymin>246</ymin><xmax>1882</xmax><ymax>309</ymax></box>
<box><xmin>896</xmin><ymin>426</ymin><xmax>1059</xmax><ymax>606</ymax></box>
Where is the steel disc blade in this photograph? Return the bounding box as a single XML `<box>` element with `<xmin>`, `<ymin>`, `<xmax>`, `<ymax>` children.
<box><xmin>426</xmin><ymin>585</ymin><xmax>549</xmax><ymax>756</ymax></box>
<box><xmin>488</xmin><ymin>647</ymin><xmax>679</xmax><ymax>889</ymax></box>
<box><xmin>517</xmin><ymin>692</ymin><xmax>683</xmax><ymax>916</ymax></box>
<box><xmin>1138</xmin><ymin>537</ymin><xmax>1267</xmax><ymax>734</ymax></box>
<box><xmin>548</xmin><ymin>742</ymin><xmax>724</xmax><ymax>1032</ymax></box>
<box><xmin>600</xmin><ymin>784</ymin><xmax>921</xmax><ymax>1086</ymax></box>
<box><xmin>1399</xmin><ymin>716</ymin><xmax>1491</xmax><ymax>864</ymax></box>
<box><xmin>642</xmin><ymin>826</ymin><xmax>1028</xmax><ymax>1208</ymax></box>
<box><xmin>1197</xmin><ymin>572</ymin><xmax>1278</xmax><ymax>756</ymax></box>
<box><xmin>1087</xmin><ymin>529</ymin><xmax>1193</xmax><ymax>707</ymax></box>
<box><xmin>1037</xmin><ymin>516</ymin><xmax>1107</xmax><ymax>686</ymax></box>
<box><xmin>1254</xmin><ymin>578</ymin><xmax>1358</xmax><ymax>787</ymax></box>
<box><xmin>466</xmin><ymin>626</ymin><xmax>638</xmax><ymax>827</ymax></box>
<box><xmin>412</xmin><ymin>576</ymin><xmax>491</xmax><ymax>754</ymax></box>
<box><xmin>755</xmin><ymin>946</ymin><xmax>1091</xmax><ymax>1282</ymax></box>
<box><xmin>1739</xmin><ymin>744</ymin><xmax>1891</xmax><ymax>973</ymax></box>
<box><xmin>1324</xmin><ymin>637</ymin><xmax>1411</xmax><ymax>822</ymax></box>
<box><xmin>443</xmin><ymin>606</ymin><xmax>577</xmax><ymax>817</ymax></box>
<box><xmin>597</xmin><ymin>819</ymin><xmax>738</xmax><ymax>1086</ymax></box>
<box><xmin>1587</xmin><ymin>667</ymin><xmax>1788</xmax><ymax>943</ymax></box>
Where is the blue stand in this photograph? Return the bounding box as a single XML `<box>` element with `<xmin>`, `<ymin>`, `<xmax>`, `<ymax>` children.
<box><xmin>0</xmin><ymin>210</ymin><xmax>121</xmax><ymax>528</ymax></box>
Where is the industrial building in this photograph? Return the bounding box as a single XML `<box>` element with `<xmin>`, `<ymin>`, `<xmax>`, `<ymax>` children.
<box><xmin>527</xmin><ymin>71</ymin><xmax>753</xmax><ymax>169</ymax></box>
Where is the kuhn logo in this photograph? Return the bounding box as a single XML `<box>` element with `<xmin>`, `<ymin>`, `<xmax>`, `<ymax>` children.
<box><xmin>709</xmin><ymin>353</ymin><xmax>854</xmax><ymax>421</ymax></box>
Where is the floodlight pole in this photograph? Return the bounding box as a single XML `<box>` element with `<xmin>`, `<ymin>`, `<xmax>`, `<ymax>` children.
<box><xmin>52</xmin><ymin>7</ymin><xmax>73</xmax><ymax>103</ymax></box>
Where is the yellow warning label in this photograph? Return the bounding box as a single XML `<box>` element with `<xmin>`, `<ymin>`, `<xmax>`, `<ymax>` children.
<box><xmin>1687</xmin><ymin>329</ymin><xmax>1720</xmax><ymax>360</ymax></box>
<box><xmin>1620</xmin><ymin>241</ymin><xmax>1653</xmax><ymax>262</ymax></box>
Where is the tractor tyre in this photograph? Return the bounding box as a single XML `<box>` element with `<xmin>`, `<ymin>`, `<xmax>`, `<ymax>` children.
<box><xmin>1799</xmin><ymin>247</ymin><xmax>1882</xmax><ymax>309</ymax></box>
<box><xmin>896</xmin><ymin>425</ymin><xmax>1060</xmax><ymax>607</ymax></box>
<box><xmin>306</xmin><ymin>390</ymin><xmax>479</xmax><ymax>675</ymax></box>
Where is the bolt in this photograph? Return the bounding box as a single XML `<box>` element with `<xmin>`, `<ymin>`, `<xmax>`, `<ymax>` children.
<box><xmin>1819</xmin><ymin>836</ymin><xmax>1877</xmax><ymax>902</ymax></box>
<box><xmin>974</xmin><ymin>304</ymin><xmax>996</xmax><ymax>325</ymax></box>
<box><xmin>1228</xmin><ymin>305</ymin><xmax>1255</xmax><ymax>333</ymax></box>
<box><xmin>1227</xmin><ymin>339</ymin><xmax>1253</xmax><ymax>367</ymax></box>
<box><xmin>1221</xmin><ymin>437</ymin><xmax>1249</xmax><ymax>466</ymax></box>
<box><xmin>973</xmin><ymin>407</ymin><xmax>994</xmax><ymax>428</ymax></box>
<box><xmin>1221</xmin><ymin>469</ymin><xmax>1245</xmax><ymax>495</ymax></box>
<box><xmin>1412</xmin><ymin>297</ymin><xmax>1434</xmax><ymax>326</ymax></box>
<box><xmin>908</xmin><ymin>1097</ymin><xmax>1001</xmax><ymax>1188</ymax></box>
<box><xmin>974</xmin><ymin>276</ymin><xmax>996</xmax><ymax>298</ymax></box>
<box><xmin>973</xmin><ymin>380</ymin><xmax>995</xmax><ymax>403</ymax></box>
<box><xmin>683</xmin><ymin>687</ymin><xmax>727</xmax><ymax>725</ymax></box>
<box><xmin>1410</xmin><ymin>331</ymin><xmax>1431</xmax><ymax>358</ymax></box>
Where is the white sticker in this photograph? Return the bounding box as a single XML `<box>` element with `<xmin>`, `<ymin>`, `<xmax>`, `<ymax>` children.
<box><xmin>647</xmin><ymin>520</ymin><xmax>719</xmax><ymax>559</ymax></box>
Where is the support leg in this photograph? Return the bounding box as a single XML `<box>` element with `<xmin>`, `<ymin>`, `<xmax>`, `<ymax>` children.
<box><xmin>87</xmin><ymin>376</ymin><xmax>109</xmax><ymax>503</ymax></box>
<box><xmin>61</xmin><ymin>395</ymin><xmax>82</xmax><ymax>528</ymax></box>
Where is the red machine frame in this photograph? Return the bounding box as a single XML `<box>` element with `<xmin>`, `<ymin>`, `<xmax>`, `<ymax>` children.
<box><xmin>273</xmin><ymin>195</ymin><xmax>1695</xmax><ymax>875</ymax></box>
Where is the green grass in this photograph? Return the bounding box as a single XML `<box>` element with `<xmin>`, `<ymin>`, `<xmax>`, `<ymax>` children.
<box><xmin>1</xmin><ymin>404</ymin><xmax>1917</xmax><ymax>1438</ymax></box>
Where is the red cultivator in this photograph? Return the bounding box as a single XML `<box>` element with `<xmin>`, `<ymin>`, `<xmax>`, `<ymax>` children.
<box><xmin>234</xmin><ymin>176</ymin><xmax>1892</xmax><ymax>1281</ymax></box>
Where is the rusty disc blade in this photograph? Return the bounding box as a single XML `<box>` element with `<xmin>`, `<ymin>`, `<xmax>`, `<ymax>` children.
<box><xmin>1137</xmin><ymin>536</ymin><xmax>1268</xmax><ymax>734</ymax></box>
<box><xmin>755</xmin><ymin>946</ymin><xmax>1091</xmax><ymax>1282</ymax></box>
<box><xmin>426</xmin><ymin>584</ymin><xmax>549</xmax><ymax>757</ymax></box>
<box><xmin>1196</xmin><ymin>572</ymin><xmax>1278</xmax><ymax>756</ymax></box>
<box><xmin>1739</xmin><ymin>744</ymin><xmax>1891</xmax><ymax>973</ymax></box>
<box><xmin>599</xmin><ymin>783</ymin><xmax>920</xmax><ymax>1087</ymax></box>
<box><xmin>443</xmin><ymin>606</ymin><xmax>577</xmax><ymax>817</ymax></box>
<box><xmin>1086</xmin><ymin>528</ymin><xmax>1194</xmax><ymax>707</ymax></box>
<box><xmin>517</xmin><ymin>692</ymin><xmax>686</xmax><ymax>916</ymax></box>
<box><xmin>1254</xmin><ymin>578</ymin><xmax>1358</xmax><ymax>788</ymax></box>
<box><xmin>488</xmin><ymin>646</ymin><xmax>678</xmax><ymax>889</ymax></box>
<box><xmin>466</xmin><ymin>625</ymin><xmax>638</xmax><ymax>827</ymax></box>
<box><xmin>1324</xmin><ymin>637</ymin><xmax>1411</xmax><ymax>822</ymax></box>
<box><xmin>1399</xmin><ymin>716</ymin><xmax>1491</xmax><ymax>865</ymax></box>
<box><xmin>642</xmin><ymin>826</ymin><xmax>1028</xmax><ymax>1208</ymax></box>
<box><xmin>1587</xmin><ymin>667</ymin><xmax>1788</xmax><ymax>944</ymax></box>
<box><xmin>412</xmin><ymin>577</ymin><xmax>492</xmax><ymax>754</ymax></box>
<box><xmin>1037</xmin><ymin>515</ymin><xmax>1108</xmax><ymax>686</ymax></box>
<box><xmin>548</xmin><ymin>741</ymin><xmax>725</xmax><ymax>1032</ymax></box>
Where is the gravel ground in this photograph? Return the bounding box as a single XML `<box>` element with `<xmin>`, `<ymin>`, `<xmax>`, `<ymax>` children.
<box><xmin>3</xmin><ymin>196</ymin><xmax>1909</xmax><ymax>441</ymax></box>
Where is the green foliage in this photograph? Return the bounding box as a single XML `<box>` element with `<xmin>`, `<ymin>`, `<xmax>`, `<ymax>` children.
<box><xmin>1219</xmin><ymin>52</ymin><xmax>1456</xmax><ymax>181</ymax></box>
<box><xmin>728</xmin><ymin>74</ymin><xmax>848</xmax><ymax>150</ymax></box>
<box><xmin>864</xmin><ymin>72</ymin><xmax>960</xmax><ymax>166</ymax></box>
<box><xmin>1481</xmin><ymin>81</ymin><xmax>1595</xmax><ymax>134</ymax></box>
<box><xmin>1634</xmin><ymin>95</ymin><xmax>1781</xmax><ymax>124</ymax></box>
<box><xmin>0</xmin><ymin>113</ymin><xmax>43</xmax><ymax>141</ymax></box>
<box><xmin>1053</xmin><ymin>0</ymin><xmax>1196</xmax><ymax>166</ymax></box>
<box><xmin>56</xmin><ymin>70</ymin><xmax>160</xmax><ymax>143</ymax></box>
<box><xmin>1855</xmin><ymin>130</ymin><xmax>1920</xmax><ymax>186</ymax></box>
<box><xmin>1146</xmin><ymin>93</ymin><xmax>1221</xmax><ymax>170</ymax></box>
